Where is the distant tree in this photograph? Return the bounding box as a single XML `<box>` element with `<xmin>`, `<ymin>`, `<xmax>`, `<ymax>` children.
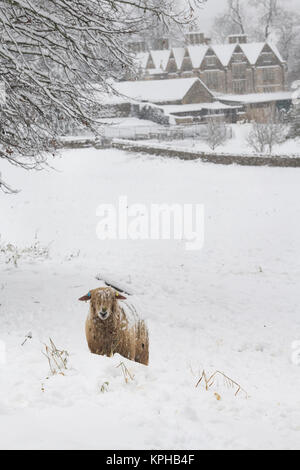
<box><xmin>274</xmin><ymin>10</ymin><xmax>300</xmax><ymax>85</ymax></box>
<box><xmin>250</xmin><ymin>0</ymin><xmax>279</xmax><ymax>40</ymax></box>
<box><xmin>0</xmin><ymin>0</ymin><xmax>206</xmax><ymax>193</ymax></box>
<box><xmin>205</xmin><ymin>117</ymin><xmax>229</xmax><ymax>151</ymax></box>
<box><xmin>211</xmin><ymin>0</ymin><xmax>247</xmax><ymax>43</ymax></box>
<box><xmin>228</xmin><ymin>0</ymin><xmax>246</xmax><ymax>34</ymax></box>
<box><xmin>211</xmin><ymin>13</ymin><xmax>242</xmax><ymax>43</ymax></box>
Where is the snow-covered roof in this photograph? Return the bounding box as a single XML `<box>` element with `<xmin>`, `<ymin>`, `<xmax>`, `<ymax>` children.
<box><xmin>161</xmin><ymin>101</ymin><xmax>242</xmax><ymax>114</ymax></box>
<box><xmin>135</xmin><ymin>52</ymin><xmax>149</xmax><ymax>70</ymax></box>
<box><xmin>239</xmin><ymin>43</ymin><xmax>265</xmax><ymax>65</ymax></box>
<box><xmin>219</xmin><ymin>91</ymin><xmax>293</xmax><ymax>104</ymax></box>
<box><xmin>211</xmin><ymin>44</ymin><xmax>236</xmax><ymax>66</ymax></box>
<box><xmin>113</xmin><ymin>77</ymin><xmax>203</xmax><ymax>104</ymax></box>
<box><xmin>137</xmin><ymin>40</ymin><xmax>284</xmax><ymax>73</ymax></box>
<box><xmin>238</xmin><ymin>41</ymin><xmax>283</xmax><ymax>65</ymax></box>
<box><xmin>150</xmin><ymin>50</ymin><xmax>171</xmax><ymax>71</ymax></box>
<box><xmin>187</xmin><ymin>45</ymin><xmax>208</xmax><ymax>68</ymax></box>
<box><xmin>172</xmin><ymin>47</ymin><xmax>186</xmax><ymax>69</ymax></box>
<box><xmin>267</xmin><ymin>42</ymin><xmax>284</xmax><ymax>63</ymax></box>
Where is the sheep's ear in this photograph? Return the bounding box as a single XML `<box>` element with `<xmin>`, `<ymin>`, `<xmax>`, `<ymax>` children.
<box><xmin>115</xmin><ymin>292</ymin><xmax>127</xmax><ymax>301</ymax></box>
<box><xmin>79</xmin><ymin>292</ymin><xmax>91</xmax><ymax>302</ymax></box>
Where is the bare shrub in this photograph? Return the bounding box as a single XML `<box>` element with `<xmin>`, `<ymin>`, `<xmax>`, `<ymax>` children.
<box><xmin>205</xmin><ymin>117</ymin><xmax>229</xmax><ymax>151</ymax></box>
<box><xmin>247</xmin><ymin>109</ymin><xmax>288</xmax><ymax>155</ymax></box>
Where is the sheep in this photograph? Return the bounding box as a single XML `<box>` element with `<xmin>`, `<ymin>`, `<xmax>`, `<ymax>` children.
<box><xmin>79</xmin><ymin>287</ymin><xmax>149</xmax><ymax>366</ymax></box>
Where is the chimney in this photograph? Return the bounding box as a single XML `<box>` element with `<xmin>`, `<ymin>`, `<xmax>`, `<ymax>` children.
<box><xmin>185</xmin><ymin>31</ymin><xmax>208</xmax><ymax>46</ymax></box>
<box><xmin>228</xmin><ymin>34</ymin><xmax>248</xmax><ymax>44</ymax></box>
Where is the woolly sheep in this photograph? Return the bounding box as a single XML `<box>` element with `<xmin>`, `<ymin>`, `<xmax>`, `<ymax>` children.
<box><xmin>79</xmin><ymin>287</ymin><xmax>149</xmax><ymax>366</ymax></box>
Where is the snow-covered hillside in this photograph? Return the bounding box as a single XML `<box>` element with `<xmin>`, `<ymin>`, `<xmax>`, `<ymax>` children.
<box><xmin>0</xmin><ymin>148</ymin><xmax>300</xmax><ymax>450</ymax></box>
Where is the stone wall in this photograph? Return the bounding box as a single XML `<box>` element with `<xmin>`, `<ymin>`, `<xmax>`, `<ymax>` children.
<box><xmin>113</xmin><ymin>140</ymin><xmax>300</xmax><ymax>168</ymax></box>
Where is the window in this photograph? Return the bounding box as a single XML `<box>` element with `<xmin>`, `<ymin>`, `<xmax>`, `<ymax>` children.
<box><xmin>262</xmin><ymin>86</ymin><xmax>276</xmax><ymax>93</ymax></box>
<box><xmin>261</xmin><ymin>52</ymin><xmax>273</xmax><ymax>64</ymax></box>
<box><xmin>233</xmin><ymin>80</ymin><xmax>246</xmax><ymax>94</ymax></box>
<box><xmin>205</xmin><ymin>71</ymin><xmax>219</xmax><ymax>89</ymax></box>
<box><xmin>262</xmin><ymin>67</ymin><xmax>276</xmax><ymax>83</ymax></box>
<box><xmin>205</xmin><ymin>56</ymin><xmax>216</xmax><ymax>67</ymax></box>
<box><xmin>232</xmin><ymin>63</ymin><xmax>247</xmax><ymax>79</ymax></box>
<box><xmin>232</xmin><ymin>53</ymin><xmax>244</xmax><ymax>63</ymax></box>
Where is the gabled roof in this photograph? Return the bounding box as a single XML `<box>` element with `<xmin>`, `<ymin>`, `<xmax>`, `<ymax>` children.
<box><xmin>238</xmin><ymin>41</ymin><xmax>284</xmax><ymax>65</ymax></box>
<box><xmin>114</xmin><ymin>77</ymin><xmax>209</xmax><ymax>104</ymax></box>
<box><xmin>239</xmin><ymin>43</ymin><xmax>265</xmax><ymax>65</ymax></box>
<box><xmin>135</xmin><ymin>40</ymin><xmax>284</xmax><ymax>74</ymax></box>
<box><xmin>187</xmin><ymin>45</ymin><xmax>208</xmax><ymax>68</ymax></box>
<box><xmin>211</xmin><ymin>44</ymin><xmax>237</xmax><ymax>66</ymax></box>
<box><xmin>134</xmin><ymin>52</ymin><xmax>150</xmax><ymax>70</ymax></box>
<box><xmin>172</xmin><ymin>47</ymin><xmax>186</xmax><ymax>69</ymax></box>
<box><xmin>149</xmin><ymin>50</ymin><xmax>171</xmax><ymax>71</ymax></box>
<box><xmin>266</xmin><ymin>42</ymin><xmax>284</xmax><ymax>63</ymax></box>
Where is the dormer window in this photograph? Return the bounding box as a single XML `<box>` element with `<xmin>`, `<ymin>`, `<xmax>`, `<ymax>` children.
<box><xmin>261</xmin><ymin>52</ymin><xmax>273</xmax><ymax>64</ymax></box>
<box><xmin>206</xmin><ymin>56</ymin><xmax>216</xmax><ymax>66</ymax></box>
<box><xmin>232</xmin><ymin>52</ymin><xmax>244</xmax><ymax>63</ymax></box>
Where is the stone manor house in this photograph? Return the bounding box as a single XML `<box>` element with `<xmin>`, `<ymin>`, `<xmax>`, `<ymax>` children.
<box><xmin>134</xmin><ymin>34</ymin><xmax>286</xmax><ymax>96</ymax></box>
<box><xmin>99</xmin><ymin>33</ymin><xmax>292</xmax><ymax>125</ymax></box>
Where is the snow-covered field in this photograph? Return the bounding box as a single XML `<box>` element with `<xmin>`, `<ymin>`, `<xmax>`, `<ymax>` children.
<box><xmin>1</xmin><ymin>148</ymin><xmax>300</xmax><ymax>450</ymax></box>
<box><xmin>147</xmin><ymin>124</ymin><xmax>300</xmax><ymax>157</ymax></box>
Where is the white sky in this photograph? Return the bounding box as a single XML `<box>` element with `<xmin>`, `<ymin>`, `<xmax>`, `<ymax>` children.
<box><xmin>195</xmin><ymin>0</ymin><xmax>300</xmax><ymax>34</ymax></box>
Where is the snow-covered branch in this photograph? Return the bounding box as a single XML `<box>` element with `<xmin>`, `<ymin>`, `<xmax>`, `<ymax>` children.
<box><xmin>0</xmin><ymin>0</ymin><xmax>205</xmax><ymax>192</ymax></box>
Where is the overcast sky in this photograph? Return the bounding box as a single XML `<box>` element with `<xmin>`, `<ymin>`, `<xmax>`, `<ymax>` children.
<box><xmin>195</xmin><ymin>0</ymin><xmax>300</xmax><ymax>33</ymax></box>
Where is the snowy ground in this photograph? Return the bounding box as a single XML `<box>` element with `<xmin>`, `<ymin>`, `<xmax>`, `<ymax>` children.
<box><xmin>1</xmin><ymin>148</ymin><xmax>300</xmax><ymax>450</ymax></box>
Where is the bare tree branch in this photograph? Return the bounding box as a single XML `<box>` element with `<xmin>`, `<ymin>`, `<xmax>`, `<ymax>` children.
<box><xmin>0</xmin><ymin>0</ymin><xmax>206</xmax><ymax>192</ymax></box>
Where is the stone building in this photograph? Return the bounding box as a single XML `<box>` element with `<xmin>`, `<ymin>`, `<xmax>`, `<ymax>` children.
<box><xmin>135</xmin><ymin>35</ymin><xmax>286</xmax><ymax>96</ymax></box>
<box><xmin>97</xmin><ymin>77</ymin><xmax>243</xmax><ymax>125</ymax></box>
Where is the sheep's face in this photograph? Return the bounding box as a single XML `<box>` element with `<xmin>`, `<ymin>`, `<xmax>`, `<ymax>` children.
<box><xmin>79</xmin><ymin>287</ymin><xmax>126</xmax><ymax>322</ymax></box>
<box><xmin>93</xmin><ymin>288</ymin><xmax>115</xmax><ymax>321</ymax></box>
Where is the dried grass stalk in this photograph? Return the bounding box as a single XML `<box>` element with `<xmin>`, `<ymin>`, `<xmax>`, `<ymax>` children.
<box><xmin>42</xmin><ymin>338</ymin><xmax>69</xmax><ymax>376</ymax></box>
<box><xmin>196</xmin><ymin>370</ymin><xmax>248</xmax><ymax>398</ymax></box>
<box><xmin>117</xmin><ymin>361</ymin><xmax>135</xmax><ymax>384</ymax></box>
